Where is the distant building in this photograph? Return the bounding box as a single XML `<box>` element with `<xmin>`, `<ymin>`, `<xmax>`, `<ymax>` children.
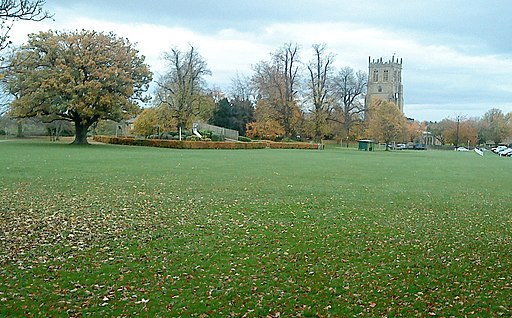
<box><xmin>365</xmin><ymin>56</ymin><xmax>404</xmax><ymax>113</ymax></box>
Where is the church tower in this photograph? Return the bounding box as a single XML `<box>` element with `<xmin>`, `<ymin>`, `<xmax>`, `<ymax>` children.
<box><xmin>365</xmin><ymin>56</ymin><xmax>404</xmax><ymax>112</ymax></box>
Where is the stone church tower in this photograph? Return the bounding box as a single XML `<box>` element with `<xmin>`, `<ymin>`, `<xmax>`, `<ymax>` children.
<box><xmin>365</xmin><ymin>56</ymin><xmax>404</xmax><ymax>112</ymax></box>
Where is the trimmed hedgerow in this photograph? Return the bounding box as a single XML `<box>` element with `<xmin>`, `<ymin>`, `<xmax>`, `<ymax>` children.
<box><xmin>93</xmin><ymin>136</ymin><xmax>321</xmax><ymax>150</ymax></box>
<box><xmin>265</xmin><ymin>140</ymin><xmax>320</xmax><ymax>150</ymax></box>
<box><xmin>93</xmin><ymin>136</ymin><xmax>267</xmax><ymax>149</ymax></box>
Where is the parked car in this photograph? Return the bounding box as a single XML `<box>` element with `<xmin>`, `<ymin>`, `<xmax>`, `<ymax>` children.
<box><xmin>496</xmin><ymin>148</ymin><xmax>506</xmax><ymax>155</ymax></box>
<box><xmin>492</xmin><ymin>145</ymin><xmax>508</xmax><ymax>153</ymax></box>
<box><xmin>455</xmin><ymin>147</ymin><xmax>469</xmax><ymax>152</ymax></box>
<box><xmin>395</xmin><ymin>143</ymin><xmax>407</xmax><ymax>150</ymax></box>
<box><xmin>413</xmin><ymin>143</ymin><xmax>427</xmax><ymax>150</ymax></box>
<box><xmin>498</xmin><ymin>148</ymin><xmax>512</xmax><ymax>156</ymax></box>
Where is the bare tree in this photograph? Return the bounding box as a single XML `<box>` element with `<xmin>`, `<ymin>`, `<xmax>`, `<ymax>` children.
<box><xmin>155</xmin><ymin>45</ymin><xmax>211</xmax><ymax>131</ymax></box>
<box><xmin>230</xmin><ymin>73</ymin><xmax>255</xmax><ymax>102</ymax></box>
<box><xmin>332</xmin><ymin>67</ymin><xmax>367</xmax><ymax>138</ymax></box>
<box><xmin>277</xmin><ymin>42</ymin><xmax>300</xmax><ymax>104</ymax></box>
<box><xmin>0</xmin><ymin>0</ymin><xmax>52</xmax><ymax>51</ymax></box>
<box><xmin>0</xmin><ymin>1</ymin><xmax>51</xmax><ymax>117</ymax></box>
<box><xmin>306</xmin><ymin>44</ymin><xmax>335</xmax><ymax>142</ymax></box>
<box><xmin>0</xmin><ymin>47</ymin><xmax>16</xmax><ymax>115</ymax></box>
<box><xmin>252</xmin><ymin>43</ymin><xmax>302</xmax><ymax>137</ymax></box>
<box><xmin>0</xmin><ymin>92</ymin><xmax>9</xmax><ymax>115</ymax></box>
<box><xmin>0</xmin><ymin>71</ymin><xmax>9</xmax><ymax>115</ymax></box>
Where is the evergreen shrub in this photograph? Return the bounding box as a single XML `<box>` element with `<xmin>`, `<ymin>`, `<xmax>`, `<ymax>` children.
<box><xmin>238</xmin><ymin>136</ymin><xmax>252</xmax><ymax>142</ymax></box>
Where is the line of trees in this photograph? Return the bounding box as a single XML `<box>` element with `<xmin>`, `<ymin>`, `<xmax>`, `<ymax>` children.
<box><xmin>131</xmin><ymin>43</ymin><xmax>372</xmax><ymax>143</ymax></box>
<box><xmin>130</xmin><ymin>43</ymin><xmax>512</xmax><ymax>147</ymax></box>
<box><xmin>1</xmin><ymin>2</ymin><xmax>511</xmax><ymax>146</ymax></box>
<box><xmin>427</xmin><ymin>109</ymin><xmax>512</xmax><ymax>147</ymax></box>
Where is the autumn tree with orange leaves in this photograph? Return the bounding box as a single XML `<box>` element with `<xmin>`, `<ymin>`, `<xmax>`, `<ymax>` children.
<box><xmin>365</xmin><ymin>99</ymin><xmax>406</xmax><ymax>150</ymax></box>
<box><xmin>7</xmin><ymin>30</ymin><xmax>152</xmax><ymax>144</ymax></box>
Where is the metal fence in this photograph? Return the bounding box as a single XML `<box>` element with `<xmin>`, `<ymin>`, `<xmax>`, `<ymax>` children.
<box><xmin>195</xmin><ymin>122</ymin><xmax>239</xmax><ymax>141</ymax></box>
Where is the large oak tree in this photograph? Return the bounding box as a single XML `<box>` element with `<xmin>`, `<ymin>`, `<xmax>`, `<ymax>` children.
<box><xmin>7</xmin><ymin>30</ymin><xmax>152</xmax><ymax>144</ymax></box>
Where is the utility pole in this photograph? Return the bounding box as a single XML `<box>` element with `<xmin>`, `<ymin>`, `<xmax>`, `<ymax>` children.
<box><xmin>455</xmin><ymin>115</ymin><xmax>460</xmax><ymax>148</ymax></box>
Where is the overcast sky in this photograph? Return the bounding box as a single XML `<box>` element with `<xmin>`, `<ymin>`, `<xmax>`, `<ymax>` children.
<box><xmin>9</xmin><ymin>0</ymin><xmax>512</xmax><ymax>121</ymax></box>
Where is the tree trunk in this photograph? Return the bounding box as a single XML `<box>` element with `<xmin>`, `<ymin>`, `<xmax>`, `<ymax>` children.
<box><xmin>55</xmin><ymin>124</ymin><xmax>62</xmax><ymax>141</ymax></box>
<box><xmin>314</xmin><ymin>131</ymin><xmax>322</xmax><ymax>143</ymax></box>
<box><xmin>16</xmin><ymin>121</ymin><xmax>24</xmax><ymax>138</ymax></box>
<box><xmin>72</xmin><ymin>122</ymin><xmax>90</xmax><ymax>145</ymax></box>
<box><xmin>314</xmin><ymin>112</ymin><xmax>322</xmax><ymax>143</ymax></box>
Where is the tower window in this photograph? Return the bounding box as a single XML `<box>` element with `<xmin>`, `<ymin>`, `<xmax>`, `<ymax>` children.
<box><xmin>373</xmin><ymin>70</ymin><xmax>378</xmax><ymax>82</ymax></box>
<box><xmin>383</xmin><ymin>70</ymin><xmax>389</xmax><ymax>82</ymax></box>
<box><xmin>378</xmin><ymin>86</ymin><xmax>382</xmax><ymax>92</ymax></box>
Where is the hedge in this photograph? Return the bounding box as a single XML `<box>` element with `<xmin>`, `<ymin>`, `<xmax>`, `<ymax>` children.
<box><xmin>93</xmin><ymin>136</ymin><xmax>321</xmax><ymax>150</ymax></box>
<box><xmin>265</xmin><ymin>141</ymin><xmax>321</xmax><ymax>150</ymax></box>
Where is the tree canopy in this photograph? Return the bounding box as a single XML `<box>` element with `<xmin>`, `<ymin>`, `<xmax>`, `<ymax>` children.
<box><xmin>366</xmin><ymin>99</ymin><xmax>406</xmax><ymax>150</ymax></box>
<box><xmin>7</xmin><ymin>30</ymin><xmax>152</xmax><ymax>144</ymax></box>
<box><xmin>210</xmin><ymin>97</ymin><xmax>254</xmax><ymax>135</ymax></box>
<box><xmin>131</xmin><ymin>107</ymin><xmax>159</xmax><ymax>138</ymax></box>
<box><xmin>481</xmin><ymin>108</ymin><xmax>509</xmax><ymax>145</ymax></box>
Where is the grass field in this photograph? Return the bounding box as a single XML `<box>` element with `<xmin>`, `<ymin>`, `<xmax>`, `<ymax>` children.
<box><xmin>1</xmin><ymin>139</ymin><xmax>511</xmax><ymax>317</ymax></box>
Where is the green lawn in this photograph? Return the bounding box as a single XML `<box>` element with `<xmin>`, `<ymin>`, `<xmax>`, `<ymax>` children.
<box><xmin>1</xmin><ymin>139</ymin><xmax>511</xmax><ymax>317</ymax></box>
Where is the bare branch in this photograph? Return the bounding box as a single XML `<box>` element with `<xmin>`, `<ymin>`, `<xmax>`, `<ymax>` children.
<box><xmin>0</xmin><ymin>0</ymin><xmax>53</xmax><ymax>51</ymax></box>
<box><xmin>156</xmin><ymin>45</ymin><xmax>211</xmax><ymax>130</ymax></box>
<box><xmin>332</xmin><ymin>66</ymin><xmax>367</xmax><ymax>137</ymax></box>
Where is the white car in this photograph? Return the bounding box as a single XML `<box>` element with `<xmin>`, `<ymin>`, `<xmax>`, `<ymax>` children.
<box><xmin>455</xmin><ymin>147</ymin><xmax>469</xmax><ymax>152</ymax></box>
<box><xmin>493</xmin><ymin>145</ymin><xmax>508</xmax><ymax>153</ymax></box>
<box><xmin>498</xmin><ymin>148</ymin><xmax>512</xmax><ymax>156</ymax></box>
<box><xmin>394</xmin><ymin>143</ymin><xmax>407</xmax><ymax>150</ymax></box>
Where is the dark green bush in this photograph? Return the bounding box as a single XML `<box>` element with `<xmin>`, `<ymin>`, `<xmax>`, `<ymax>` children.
<box><xmin>280</xmin><ymin>137</ymin><xmax>298</xmax><ymax>143</ymax></box>
<box><xmin>211</xmin><ymin>133</ymin><xmax>224</xmax><ymax>141</ymax></box>
<box><xmin>238</xmin><ymin>136</ymin><xmax>252</xmax><ymax>142</ymax></box>
<box><xmin>186</xmin><ymin>135</ymin><xmax>201</xmax><ymax>141</ymax></box>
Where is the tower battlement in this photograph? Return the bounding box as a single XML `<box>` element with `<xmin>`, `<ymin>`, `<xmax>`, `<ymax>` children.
<box><xmin>369</xmin><ymin>56</ymin><xmax>403</xmax><ymax>66</ymax></box>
